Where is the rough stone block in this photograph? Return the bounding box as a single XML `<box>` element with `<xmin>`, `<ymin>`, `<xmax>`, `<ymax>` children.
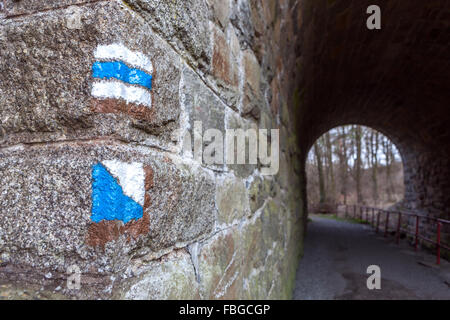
<box><xmin>225</xmin><ymin>109</ymin><xmax>258</xmax><ymax>178</ymax></box>
<box><xmin>261</xmin><ymin>0</ymin><xmax>277</xmax><ymax>26</ymax></box>
<box><xmin>124</xmin><ymin>0</ymin><xmax>212</xmax><ymax>68</ymax></box>
<box><xmin>121</xmin><ymin>249</ymin><xmax>199</xmax><ymax>299</ymax></box>
<box><xmin>0</xmin><ymin>141</ymin><xmax>215</xmax><ymax>297</ymax></box>
<box><xmin>200</xmin><ymin>203</ymin><xmax>291</xmax><ymax>300</ymax></box>
<box><xmin>206</xmin><ymin>23</ymin><xmax>241</xmax><ymax>110</ymax></box>
<box><xmin>0</xmin><ymin>1</ymin><xmax>182</xmax><ymax>147</ymax></box>
<box><xmin>242</xmin><ymin>49</ymin><xmax>262</xmax><ymax>119</ymax></box>
<box><xmin>239</xmin><ymin>200</ymin><xmax>293</xmax><ymax>299</ymax></box>
<box><xmin>180</xmin><ymin>65</ymin><xmax>226</xmax><ymax>170</ymax></box>
<box><xmin>211</xmin><ymin>0</ymin><xmax>230</xmax><ymax>28</ymax></box>
<box><xmin>212</xmin><ymin>25</ymin><xmax>239</xmax><ymax>88</ymax></box>
<box><xmin>197</xmin><ymin>228</ymin><xmax>242</xmax><ymax>299</ymax></box>
<box><xmin>216</xmin><ymin>175</ymin><xmax>250</xmax><ymax>225</ymax></box>
<box><xmin>228</xmin><ymin>25</ymin><xmax>241</xmax><ymax>62</ymax></box>
<box><xmin>248</xmin><ymin>176</ymin><xmax>276</xmax><ymax>213</ymax></box>
<box><xmin>3</xmin><ymin>0</ymin><xmax>95</xmax><ymax>16</ymax></box>
<box><xmin>230</xmin><ymin>0</ymin><xmax>255</xmax><ymax>48</ymax></box>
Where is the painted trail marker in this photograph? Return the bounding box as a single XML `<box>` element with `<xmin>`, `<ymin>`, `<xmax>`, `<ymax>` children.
<box><xmin>91</xmin><ymin>161</ymin><xmax>146</xmax><ymax>224</ymax></box>
<box><xmin>91</xmin><ymin>43</ymin><xmax>153</xmax><ymax>108</ymax></box>
<box><xmin>89</xmin><ymin>45</ymin><xmax>155</xmax><ymax>229</ymax></box>
<box><xmin>87</xmin><ymin>160</ymin><xmax>154</xmax><ymax>247</ymax></box>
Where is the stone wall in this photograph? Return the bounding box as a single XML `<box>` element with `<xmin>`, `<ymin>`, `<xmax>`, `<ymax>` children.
<box><xmin>0</xmin><ymin>0</ymin><xmax>304</xmax><ymax>299</ymax></box>
<box><xmin>2</xmin><ymin>0</ymin><xmax>448</xmax><ymax>300</ymax></box>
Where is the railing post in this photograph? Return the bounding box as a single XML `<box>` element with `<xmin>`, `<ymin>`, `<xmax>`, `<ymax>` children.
<box><xmin>415</xmin><ymin>216</ymin><xmax>419</xmax><ymax>251</ymax></box>
<box><xmin>376</xmin><ymin>210</ymin><xmax>380</xmax><ymax>233</ymax></box>
<box><xmin>396</xmin><ymin>212</ymin><xmax>402</xmax><ymax>244</ymax></box>
<box><xmin>436</xmin><ymin>222</ymin><xmax>441</xmax><ymax>265</ymax></box>
<box><xmin>336</xmin><ymin>206</ymin><xmax>448</xmax><ymax>265</ymax></box>
<box><xmin>385</xmin><ymin>211</ymin><xmax>390</xmax><ymax>237</ymax></box>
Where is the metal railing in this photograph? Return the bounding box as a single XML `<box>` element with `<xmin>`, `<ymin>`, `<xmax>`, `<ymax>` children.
<box><xmin>344</xmin><ymin>205</ymin><xmax>450</xmax><ymax>265</ymax></box>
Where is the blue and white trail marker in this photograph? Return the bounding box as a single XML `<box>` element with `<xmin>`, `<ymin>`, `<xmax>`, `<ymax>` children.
<box><xmin>91</xmin><ymin>160</ymin><xmax>146</xmax><ymax>224</ymax></box>
<box><xmin>91</xmin><ymin>43</ymin><xmax>153</xmax><ymax>107</ymax></box>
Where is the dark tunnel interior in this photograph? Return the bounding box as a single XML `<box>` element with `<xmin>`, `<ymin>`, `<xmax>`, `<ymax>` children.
<box><xmin>295</xmin><ymin>0</ymin><xmax>450</xmax><ymax>220</ymax></box>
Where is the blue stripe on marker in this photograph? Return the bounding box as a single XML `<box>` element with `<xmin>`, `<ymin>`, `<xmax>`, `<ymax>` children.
<box><xmin>92</xmin><ymin>61</ymin><xmax>152</xmax><ymax>90</ymax></box>
<box><xmin>91</xmin><ymin>163</ymin><xmax>143</xmax><ymax>224</ymax></box>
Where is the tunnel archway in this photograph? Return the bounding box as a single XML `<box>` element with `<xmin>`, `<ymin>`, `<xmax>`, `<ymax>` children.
<box><xmin>306</xmin><ymin>125</ymin><xmax>404</xmax><ymax>214</ymax></box>
<box><xmin>295</xmin><ymin>0</ymin><xmax>450</xmax><ymax>224</ymax></box>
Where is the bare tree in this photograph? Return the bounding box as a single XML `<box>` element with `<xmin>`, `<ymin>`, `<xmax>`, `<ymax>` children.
<box><xmin>324</xmin><ymin>132</ymin><xmax>336</xmax><ymax>203</ymax></box>
<box><xmin>337</xmin><ymin>126</ymin><xmax>349</xmax><ymax>204</ymax></box>
<box><xmin>307</xmin><ymin>125</ymin><xmax>404</xmax><ymax>210</ymax></box>
<box><xmin>382</xmin><ymin>136</ymin><xmax>395</xmax><ymax>202</ymax></box>
<box><xmin>366</xmin><ymin>129</ymin><xmax>379</xmax><ymax>205</ymax></box>
<box><xmin>354</xmin><ymin>125</ymin><xmax>364</xmax><ymax>204</ymax></box>
<box><xmin>314</xmin><ymin>139</ymin><xmax>326</xmax><ymax>204</ymax></box>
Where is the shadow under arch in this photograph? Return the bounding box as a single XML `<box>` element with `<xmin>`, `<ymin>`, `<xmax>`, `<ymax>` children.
<box><xmin>294</xmin><ymin>0</ymin><xmax>450</xmax><ymax>221</ymax></box>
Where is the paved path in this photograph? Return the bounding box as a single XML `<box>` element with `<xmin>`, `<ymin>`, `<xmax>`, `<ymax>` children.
<box><xmin>293</xmin><ymin>215</ymin><xmax>450</xmax><ymax>300</ymax></box>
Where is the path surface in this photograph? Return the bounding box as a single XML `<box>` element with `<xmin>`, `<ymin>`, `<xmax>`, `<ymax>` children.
<box><xmin>293</xmin><ymin>215</ymin><xmax>450</xmax><ymax>300</ymax></box>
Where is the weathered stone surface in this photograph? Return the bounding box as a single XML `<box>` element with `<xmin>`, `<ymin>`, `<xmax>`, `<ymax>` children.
<box><xmin>0</xmin><ymin>0</ymin><xmax>306</xmax><ymax>300</ymax></box>
<box><xmin>206</xmin><ymin>22</ymin><xmax>241</xmax><ymax>110</ymax></box>
<box><xmin>261</xmin><ymin>0</ymin><xmax>277</xmax><ymax>27</ymax></box>
<box><xmin>0</xmin><ymin>1</ymin><xmax>182</xmax><ymax>147</ymax></box>
<box><xmin>1</xmin><ymin>0</ymin><xmax>448</xmax><ymax>301</ymax></box>
<box><xmin>225</xmin><ymin>109</ymin><xmax>258</xmax><ymax>178</ymax></box>
<box><xmin>270</xmin><ymin>77</ymin><xmax>281</xmax><ymax>115</ymax></box>
<box><xmin>211</xmin><ymin>0</ymin><xmax>230</xmax><ymax>29</ymax></box>
<box><xmin>197</xmin><ymin>228</ymin><xmax>242</xmax><ymax>299</ymax></box>
<box><xmin>228</xmin><ymin>25</ymin><xmax>241</xmax><ymax>63</ymax></box>
<box><xmin>196</xmin><ymin>199</ymin><xmax>300</xmax><ymax>300</ymax></box>
<box><xmin>230</xmin><ymin>0</ymin><xmax>255</xmax><ymax>49</ymax></box>
<box><xmin>0</xmin><ymin>141</ymin><xmax>215</xmax><ymax>297</ymax></box>
<box><xmin>0</xmin><ymin>283</ymin><xmax>69</xmax><ymax>300</ymax></box>
<box><xmin>180</xmin><ymin>65</ymin><xmax>226</xmax><ymax>170</ymax></box>
<box><xmin>211</xmin><ymin>24</ymin><xmax>239</xmax><ymax>89</ymax></box>
<box><xmin>241</xmin><ymin>49</ymin><xmax>262</xmax><ymax>119</ymax></box>
<box><xmin>121</xmin><ymin>249</ymin><xmax>199</xmax><ymax>299</ymax></box>
<box><xmin>241</xmin><ymin>199</ymin><xmax>300</xmax><ymax>299</ymax></box>
<box><xmin>182</xmin><ymin>66</ymin><xmax>225</xmax><ymax>132</ymax></box>
<box><xmin>277</xmin><ymin>151</ymin><xmax>291</xmax><ymax>190</ymax></box>
<box><xmin>216</xmin><ymin>175</ymin><xmax>250</xmax><ymax>225</ymax></box>
<box><xmin>124</xmin><ymin>0</ymin><xmax>212</xmax><ymax>69</ymax></box>
<box><xmin>248</xmin><ymin>176</ymin><xmax>276</xmax><ymax>213</ymax></box>
<box><xmin>248</xmin><ymin>0</ymin><xmax>265</xmax><ymax>38</ymax></box>
<box><xmin>3</xmin><ymin>0</ymin><xmax>95</xmax><ymax>16</ymax></box>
